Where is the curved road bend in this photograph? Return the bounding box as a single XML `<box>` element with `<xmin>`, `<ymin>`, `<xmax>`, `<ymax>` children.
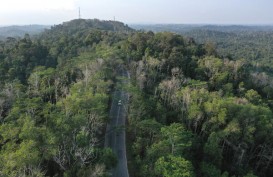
<box><xmin>105</xmin><ymin>68</ymin><xmax>129</xmax><ymax>177</ymax></box>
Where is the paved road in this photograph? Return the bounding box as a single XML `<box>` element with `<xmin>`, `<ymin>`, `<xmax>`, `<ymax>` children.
<box><xmin>105</xmin><ymin>68</ymin><xmax>129</xmax><ymax>177</ymax></box>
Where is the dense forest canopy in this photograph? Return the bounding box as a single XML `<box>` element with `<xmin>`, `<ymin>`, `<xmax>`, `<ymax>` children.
<box><xmin>0</xmin><ymin>19</ymin><xmax>130</xmax><ymax>177</ymax></box>
<box><xmin>0</xmin><ymin>19</ymin><xmax>272</xmax><ymax>177</ymax></box>
<box><xmin>132</xmin><ymin>24</ymin><xmax>273</xmax><ymax>71</ymax></box>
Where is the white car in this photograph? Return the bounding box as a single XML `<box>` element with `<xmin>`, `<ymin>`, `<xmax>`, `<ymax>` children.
<box><xmin>118</xmin><ymin>100</ymin><xmax>122</xmax><ymax>106</ymax></box>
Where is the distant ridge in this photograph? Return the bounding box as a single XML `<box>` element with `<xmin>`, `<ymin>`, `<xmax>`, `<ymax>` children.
<box><xmin>0</xmin><ymin>25</ymin><xmax>50</xmax><ymax>40</ymax></box>
<box><xmin>130</xmin><ymin>24</ymin><xmax>273</xmax><ymax>33</ymax></box>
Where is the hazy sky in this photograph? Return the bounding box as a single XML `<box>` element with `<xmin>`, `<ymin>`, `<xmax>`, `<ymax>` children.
<box><xmin>1</xmin><ymin>0</ymin><xmax>273</xmax><ymax>25</ymax></box>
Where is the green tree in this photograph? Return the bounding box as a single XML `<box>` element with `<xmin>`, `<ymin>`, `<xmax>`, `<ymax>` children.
<box><xmin>155</xmin><ymin>155</ymin><xmax>195</xmax><ymax>177</ymax></box>
<box><xmin>161</xmin><ymin>123</ymin><xmax>193</xmax><ymax>155</ymax></box>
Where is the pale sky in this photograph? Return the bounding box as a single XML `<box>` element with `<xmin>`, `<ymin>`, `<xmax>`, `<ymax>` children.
<box><xmin>0</xmin><ymin>0</ymin><xmax>273</xmax><ymax>25</ymax></box>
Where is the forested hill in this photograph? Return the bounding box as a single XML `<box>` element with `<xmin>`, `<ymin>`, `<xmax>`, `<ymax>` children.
<box><xmin>43</xmin><ymin>19</ymin><xmax>133</xmax><ymax>36</ymax></box>
<box><xmin>0</xmin><ymin>18</ymin><xmax>273</xmax><ymax>177</ymax></box>
<box><xmin>0</xmin><ymin>19</ymin><xmax>132</xmax><ymax>41</ymax></box>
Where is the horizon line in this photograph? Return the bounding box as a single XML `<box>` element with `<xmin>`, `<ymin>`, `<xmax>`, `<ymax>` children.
<box><xmin>1</xmin><ymin>18</ymin><xmax>273</xmax><ymax>27</ymax></box>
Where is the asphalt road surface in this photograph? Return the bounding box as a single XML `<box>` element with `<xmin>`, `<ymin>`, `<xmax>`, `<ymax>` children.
<box><xmin>105</xmin><ymin>68</ymin><xmax>129</xmax><ymax>177</ymax></box>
